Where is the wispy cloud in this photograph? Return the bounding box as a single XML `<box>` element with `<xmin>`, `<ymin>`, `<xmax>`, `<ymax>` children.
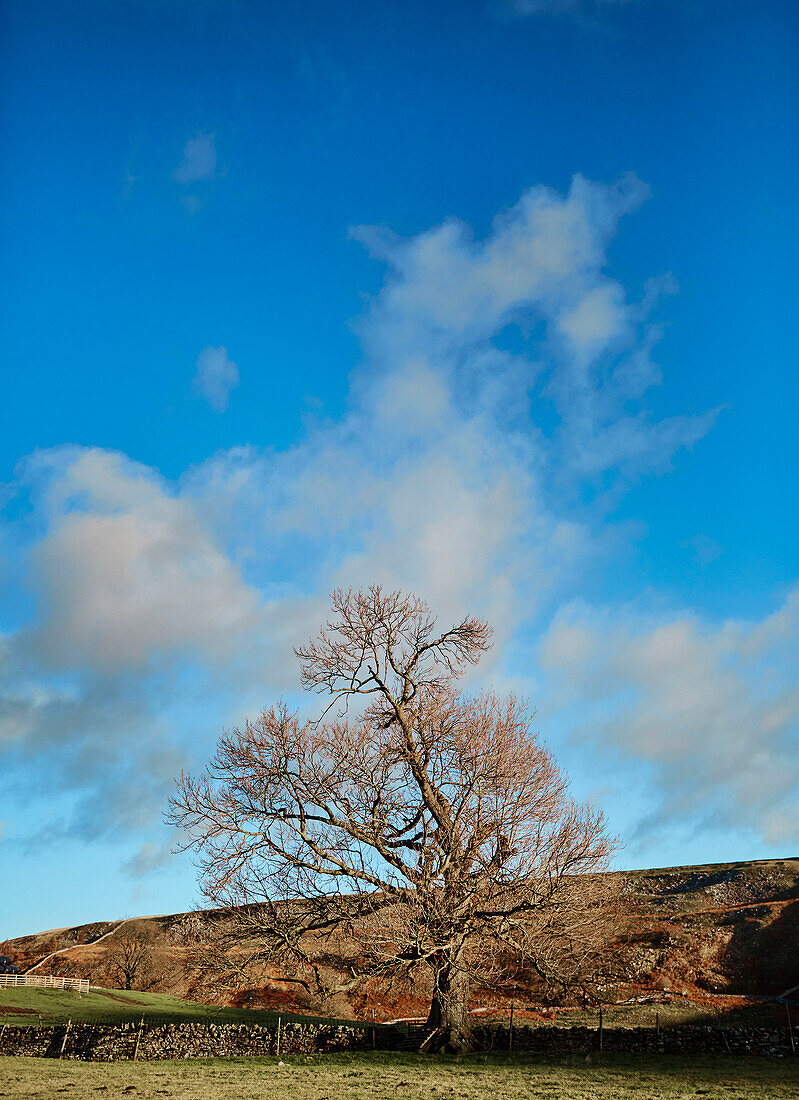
<box><xmin>172</xmin><ymin>131</ymin><xmax>217</xmax><ymax>184</ymax></box>
<box><xmin>193</xmin><ymin>345</ymin><xmax>240</xmax><ymax>413</ymax></box>
<box><xmin>540</xmin><ymin>591</ymin><xmax>799</xmax><ymax>846</ymax></box>
<box><xmin>351</xmin><ymin>174</ymin><xmax>716</xmax><ymax>492</ymax></box>
<box><xmin>122</xmin><ymin>837</ymin><xmax>178</xmax><ymax>878</ymax></box>
<box><xmin>171</xmin><ymin>132</ymin><xmax>222</xmax><ymax>214</ymax></box>
<box><xmin>510</xmin><ymin>0</ymin><xmax>646</xmax><ymax>18</ymax></box>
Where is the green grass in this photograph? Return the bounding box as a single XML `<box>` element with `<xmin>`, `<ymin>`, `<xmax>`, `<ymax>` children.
<box><xmin>0</xmin><ymin>1052</ymin><xmax>796</xmax><ymax>1099</ymax></box>
<box><xmin>524</xmin><ymin>1000</ymin><xmax>789</xmax><ymax>1030</ymax></box>
<box><xmin>2</xmin><ymin>985</ymin><xmax>786</xmax><ymax>1034</ymax></box>
<box><xmin>0</xmin><ymin>986</ymin><xmax>365</xmax><ymax>1029</ymax></box>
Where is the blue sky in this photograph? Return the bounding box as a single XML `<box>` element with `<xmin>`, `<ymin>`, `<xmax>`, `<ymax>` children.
<box><xmin>1</xmin><ymin>0</ymin><xmax>797</xmax><ymax>939</ymax></box>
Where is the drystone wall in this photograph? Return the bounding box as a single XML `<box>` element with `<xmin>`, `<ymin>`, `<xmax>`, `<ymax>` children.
<box><xmin>474</xmin><ymin>1023</ymin><xmax>797</xmax><ymax>1057</ymax></box>
<box><xmin>0</xmin><ymin>1021</ymin><xmax>795</xmax><ymax>1061</ymax></box>
<box><xmin>0</xmin><ymin>1020</ymin><xmax>373</xmax><ymax>1061</ymax></box>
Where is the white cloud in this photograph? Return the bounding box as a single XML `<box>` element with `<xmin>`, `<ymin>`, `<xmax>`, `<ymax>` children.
<box><xmin>0</xmin><ymin>666</ymin><xmax>190</xmax><ymax>846</ymax></box>
<box><xmin>184</xmin><ymin>174</ymin><xmax>719</xmax><ymax>653</ymax></box>
<box><xmin>193</xmin><ymin>345</ymin><xmax>240</xmax><ymax>412</ymax></box>
<box><xmin>22</xmin><ymin>448</ymin><xmax>260</xmax><ymax>672</ymax></box>
<box><xmin>0</xmin><ymin>447</ymin><xmax>271</xmax><ymax>839</ymax></box>
<box><xmin>2</xmin><ymin>174</ymin><xmax>774</xmax><ymax>860</ymax></box>
<box><xmin>352</xmin><ymin>173</ymin><xmax>649</xmax><ymax>363</ymax></box>
<box><xmin>172</xmin><ymin>132</ymin><xmax>217</xmax><ymax>184</ymax></box>
<box><xmin>352</xmin><ymin>174</ymin><xmax>715</xmax><ymax>489</ymax></box>
<box><xmin>186</xmin><ymin>405</ymin><xmax>540</xmax><ymax>658</ymax></box>
<box><xmin>540</xmin><ymin>591</ymin><xmax>799</xmax><ymax>846</ymax></box>
<box><xmin>558</xmin><ymin>283</ymin><xmax>629</xmax><ymax>357</ymax></box>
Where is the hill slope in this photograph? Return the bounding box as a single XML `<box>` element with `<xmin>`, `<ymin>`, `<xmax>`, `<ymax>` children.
<box><xmin>3</xmin><ymin>858</ymin><xmax>797</xmax><ymax>1023</ymax></box>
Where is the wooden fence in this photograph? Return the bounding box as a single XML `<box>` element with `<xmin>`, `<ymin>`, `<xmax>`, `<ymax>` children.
<box><xmin>0</xmin><ymin>974</ymin><xmax>90</xmax><ymax>993</ymax></box>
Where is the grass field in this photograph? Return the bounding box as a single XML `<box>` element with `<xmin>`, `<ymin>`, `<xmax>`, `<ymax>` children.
<box><xmin>0</xmin><ymin>1052</ymin><xmax>797</xmax><ymax>1099</ymax></box>
<box><xmin>516</xmin><ymin>999</ymin><xmax>791</xmax><ymax>1031</ymax></box>
<box><xmin>0</xmin><ymin>986</ymin><xmax>358</xmax><ymax>1029</ymax></box>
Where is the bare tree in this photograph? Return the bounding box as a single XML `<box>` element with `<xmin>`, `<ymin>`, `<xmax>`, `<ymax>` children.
<box><xmin>104</xmin><ymin>922</ymin><xmax>161</xmax><ymax>991</ymax></box>
<box><xmin>170</xmin><ymin>587</ymin><xmax>618</xmax><ymax>1051</ymax></box>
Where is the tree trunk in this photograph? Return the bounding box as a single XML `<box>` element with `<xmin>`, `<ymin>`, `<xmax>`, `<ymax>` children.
<box><xmin>420</xmin><ymin>958</ymin><xmax>471</xmax><ymax>1053</ymax></box>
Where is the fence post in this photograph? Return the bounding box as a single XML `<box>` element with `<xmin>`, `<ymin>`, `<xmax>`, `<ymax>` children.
<box><xmin>59</xmin><ymin>1019</ymin><xmax>72</xmax><ymax>1059</ymax></box>
<box><xmin>276</xmin><ymin>1015</ymin><xmax>281</xmax><ymax>1057</ymax></box>
<box><xmin>711</xmin><ymin>1009</ymin><xmax>730</xmax><ymax>1055</ymax></box>
<box><xmin>509</xmin><ymin>1003</ymin><xmax>514</xmax><ymax>1051</ymax></box>
<box><xmin>371</xmin><ymin>1008</ymin><xmax>376</xmax><ymax>1050</ymax></box>
<box><xmin>787</xmin><ymin>1004</ymin><xmax>796</xmax><ymax>1055</ymax></box>
<box><xmin>133</xmin><ymin>1015</ymin><xmax>145</xmax><ymax>1061</ymax></box>
<box><xmin>598</xmin><ymin>1005</ymin><xmax>603</xmax><ymax>1054</ymax></box>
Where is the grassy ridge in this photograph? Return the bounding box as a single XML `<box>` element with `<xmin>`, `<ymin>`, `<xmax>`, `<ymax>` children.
<box><xmin>0</xmin><ymin>1052</ymin><xmax>797</xmax><ymax>1100</ymax></box>
<box><xmin>0</xmin><ymin>986</ymin><xmax>366</xmax><ymax>1029</ymax></box>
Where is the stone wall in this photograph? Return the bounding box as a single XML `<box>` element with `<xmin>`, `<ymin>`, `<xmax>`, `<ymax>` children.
<box><xmin>0</xmin><ymin>1020</ymin><xmax>795</xmax><ymax>1061</ymax></box>
<box><xmin>474</xmin><ymin>1023</ymin><xmax>797</xmax><ymax>1058</ymax></box>
<box><xmin>0</xmin><ymin>1020</ymin><xmax>374</xmax><ymax>1061</ymax></box>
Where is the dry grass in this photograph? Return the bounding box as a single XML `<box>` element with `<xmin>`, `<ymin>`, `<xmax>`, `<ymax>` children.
<box><xmin>1</xmin><ymin>1052</ymin><xmax>797</xmax><ymax>1100</ymax></box>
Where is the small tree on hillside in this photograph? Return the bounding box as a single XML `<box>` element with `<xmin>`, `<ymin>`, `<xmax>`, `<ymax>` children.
<box><xmin>104</xmin><ymin>922</ymin><xmax>161</xmax><ymax>991</ymax></box>
<box><xmin>169</xmin><ymin>587</ymin><xmax>618</xmax><ymax>1051</ymax></box>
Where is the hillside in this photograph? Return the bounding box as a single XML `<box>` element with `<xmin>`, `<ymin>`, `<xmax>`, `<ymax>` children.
<box><xmin>3</xmin><ymin>858</ymin><xmax>797</xmax><ymax>1025</ymax></box>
